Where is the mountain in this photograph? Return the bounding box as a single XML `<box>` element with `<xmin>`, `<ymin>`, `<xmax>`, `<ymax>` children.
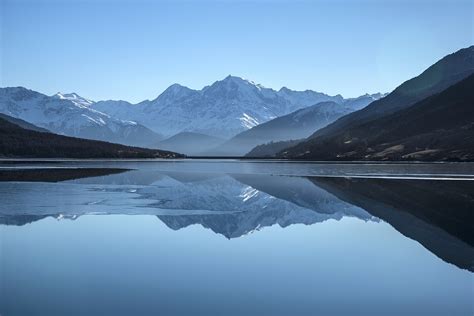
<box><xmin>278</xmin><ymin>86</ymin><xmax>344</xmax><ymax>107</ymax></box>
<box><xmin>0</xmin><ymin>87</ymin><xmax>163</xmax><ymax>147</ymax></box>
<box><xmin>210</xmin><ymin>94</ymin><xmax>383</xmax><ymax>156</ymax></box>
<box><xmin>281</xmin><ymin>73</ymin><xmax>474</xmax><ymax>161</ymax></box>
<box><xmin>92</xmin><ymin>75</ymin><xmax>344</xmax><ymax>138</ymax></box>
<box><xmin>278</xmin><ymin>45</ymin><xmax>474</xmax><ymax>160</ymax></box>
<box><xmin>0</xmin><ymin>113</ymin><xmax>49</xmax><ymax>132</ymax></box>
<box><xmin>153</xmin><ymin>132</ymin><xmax>224</xmax><ymax>156</ymax></box>
<box><xmin>53</xmin><ymin>92</ymin><xmax>94</xmax><ymax>108</ymax></box>
<box><xmin>0</xmin><ymin>114</ymin><xmax>182</xmax><ymax>158</ymax></box>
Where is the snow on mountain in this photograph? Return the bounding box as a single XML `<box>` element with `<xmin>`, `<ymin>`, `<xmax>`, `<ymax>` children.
<box><xmin>278</xmin><ymin>86</ymin><xmax>345</xmax><ymax>109</ymax></box>
<box><xmin>149</xmin><ymin>83</ymin><xmax>200</xmax><ymax>108</ymax></box>
<box><xmin>92</xmin><ymin>75</ymin><xmax>345</xmax><ymax>138</ymax></box>
<box><xmin>0</xmin><ymin>87</ymin><xmax>162</xmax><ymax>147</ymax></box>
<box><xmin>0</xmin><ymin>78</ymin><xmax>384</xmax><ymax>150</ymax></box>
<box><xmin>53</xmin><ymin>92</ymin><xmax>94</xmax><ymax>108</ymax></box>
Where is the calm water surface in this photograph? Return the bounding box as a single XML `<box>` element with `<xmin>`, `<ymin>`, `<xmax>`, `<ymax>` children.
<box><xmin>0</xmin><ymin>160</ymin><xmax>473</xmax><ymax>316</ymax></box>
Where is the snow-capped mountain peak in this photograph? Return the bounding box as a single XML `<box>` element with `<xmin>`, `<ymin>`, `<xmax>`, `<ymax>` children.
<box><xmin>367</xmin><ymin>92</ymin><xmax>388</xmax><ymax>99</ymax></box>
<box><xmin>224</xmin><ymin>75</ymin><xmax>263</xmax><ymax>87</ymax></box>
<box><xmin>202</xmin><ymin>75</ymin><xmax>264</xmax><ymax>98</ymax></box>
<box><xmin>151</xmin><ymin>83</ymin><xmax>198</xmax><ymax>106</ymax></box>
<box><xmin>53</xmin><ymin>92</ymin><xmax>94</xmax><ymax>108</ymax></box>
<box><xmin>92</xmin><ymin>75</ymin><xmax>352</xmax><ymax>138</ymax></box>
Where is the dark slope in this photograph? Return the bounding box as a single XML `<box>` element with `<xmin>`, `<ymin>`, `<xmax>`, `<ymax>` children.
<box><xmin>154</xmin><ymin>131</ymin><xmax>224</xmax><ymax>156</ymax></box>
<box><xmin>280</xmin><ymin>70</ymin><xmax>474</xmax><ymax>161</ymax></box>
<box><xmin>0</xmin><ymin>117</ymin><xmax>183</xmax><ymax>158</ymax></box>
<box><xmin>0</xmin><ymin>113</ymin><xmax>49</xmax><ymax>132</ymax></box>
<box><xmin>279</xmin><ymin>45</ymin><xmax>474</xmax><ymax>160</ymax></box>
<box><xmin>246</xmin><ymin>139</ymin><xmax>303</xmax><ymax>157</ymax></box>
<box><xmin>310</xmin><ymin>177</ymin><xmax>474</xmax><ymax>272</ymax></box>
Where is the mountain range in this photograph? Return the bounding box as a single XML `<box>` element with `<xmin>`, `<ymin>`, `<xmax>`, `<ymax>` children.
<box><xmin>1</xmin><ymin>76</ymin><xmax>381</xmax><ymax>157</ymax></box>
<box><xmin>0</xmin><ymin>87</ymin><xmax>162</xmax><ymax>147</ymax></box>
<box><xmin>0</xmin><ymin>76</ymin><xmax>375</xmax><ymax>154</ymax></box>
<box><xmin>92</xmin><ymin>75</ymin><xmax>347</xmax><ymax>139</ymax></box>
<box><xmin>0</xmin><ymin>45</ymin><xmax>473</xmax><ymax>161</ymax></box>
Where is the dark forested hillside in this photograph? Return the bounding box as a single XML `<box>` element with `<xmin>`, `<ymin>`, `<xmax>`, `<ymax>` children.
<box><xmin>246</xmin><ymin>139</ymin><xmax>303</xmax><ymax>158</ymax></box>
<box><xmin>279</xmin><ymin>74</ymin><xmax>474</xmax><ymax>161</ymax></box>
<box><xmin>0</xmin><ymin>116</ymin><xmax>183</xmax><ymax>158</ymax></box>
<box><xmin>278</xmin><ymin>46</ymin><xmax>474</xmax><ymax>161</ymax></box>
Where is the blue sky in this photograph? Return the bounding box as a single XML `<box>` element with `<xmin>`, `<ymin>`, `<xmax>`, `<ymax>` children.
<box><xmin>1</xmin><ymin>0</ymin><xmax>473</xmax><ymax>102</ymax></box>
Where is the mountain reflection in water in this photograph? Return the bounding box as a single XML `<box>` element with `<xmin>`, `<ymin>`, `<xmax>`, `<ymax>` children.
<box><xmin>0</xmin><ymin>166</ymin><xmax>473</xmax><ymax>272</ymax></box>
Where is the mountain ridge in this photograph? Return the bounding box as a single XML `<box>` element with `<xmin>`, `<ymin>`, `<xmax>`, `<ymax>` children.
<box><xmin>0</xmin><ymin>87</ymin><xmax>163</xmax><ymax>148</ymax></box>
<box><xmin>280</xmin><ymin>73</ymin><xmax>474</xmax><ymax>161</ymax></box>
<box><xmin>277</xmin><ymin>45</ymin><xmax>474</xmax><ymax>160</ymax></box>
<box><xmin>92</xmin><ymin>75</ymin><xmax>366</xmax><ymax>138</ymax></box>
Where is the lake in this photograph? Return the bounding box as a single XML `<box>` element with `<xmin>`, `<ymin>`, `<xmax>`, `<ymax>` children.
<box><xmin>0</xmin><ymin>160</ymin><xmax>473</xmax><ymax>316</ymax></box>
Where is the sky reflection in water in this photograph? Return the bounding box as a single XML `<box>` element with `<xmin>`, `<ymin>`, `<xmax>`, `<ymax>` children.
<box><xmin>0</xmin><ymin>161</ymin><xmax>473</xmax><ymax>316</ymax></box>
